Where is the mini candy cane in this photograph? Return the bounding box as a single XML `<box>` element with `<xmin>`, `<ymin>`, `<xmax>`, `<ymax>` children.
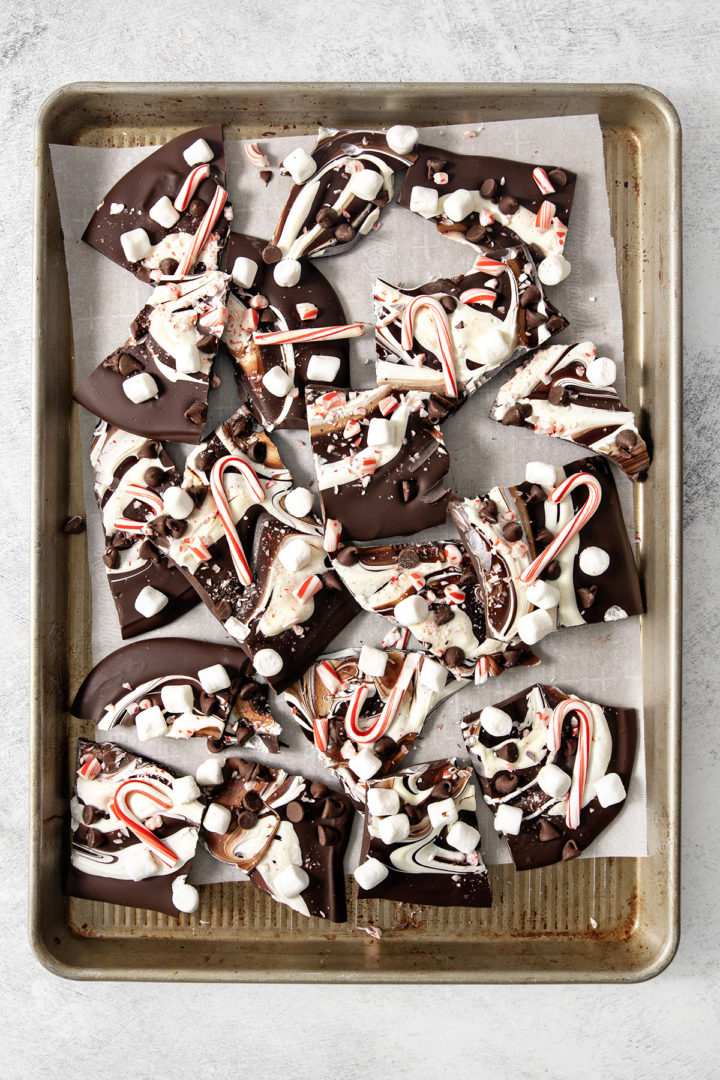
<box><xmin>187</xmin><ymin>537</ymin><xmax>212</xmax><ymax>563</ymax></box>
<box><xmin>366</xmin><ymin>652</ymin><xmax>422</xmax><ymax>741</ymax></box>
<box><xmin>109</xmin><ymin>778</ymin><xmax>178</xmax><ymax>868</ymax></box>
<box><xmin>295</xmin><ymin>302</ymin><xmax>318</xmax><ymax>321</ymax></box>
<box><xmin>532</xmin><ymin>167</ymin><xmax>556</xmax><ymax>195</ymax></box>
<box><xmin>549</xmin><ymin>698</ymin><xmax>594</xmax><ymax>829</ymax></box>
<box><xmin>344</xmin><ymin>419</ymin><xmax>361</xmax><ymax>439</ymax></box>
<box><xmin>343</xmin><ymin>684</ymin><xmax>371</xmax><ymax>741</ymax></box>
<box><xmin>444</xmin><ymin>585</ymin><xmax>466</xmax><ymax>604</ymax></box>
<box><xmin>253</xmin><ymin>322</ymin><xmax>365</xmax><ymax>347</ymax></box>
<box><xmin>444</xmin><ymin>544</ymin><xmax>463</xmax><ymax>565</ymax></box>
<box><xmin>295</xmin><ymin>574</ymin><xmax>323</xmax><ymax>601</ymax></box>
<box><xmin>556</xmin><ymin>221</ymin><xmax>568</xmax><ymax>248</ymax></box>
<box><xmin>312</xmin><ymin>717</ymin><xmax>329</xmax><ymax>752</ymax></box>
<box><xmin>78</xmin><ymin>757</ymin><xmax>101</xmax><ymax>781</ymax></box>
<box><xmin>356</xmin><ymin>452</ymin><xmax>380</xmax><ymax>478</ymax></box>
<box><xmin>518</xmin><ymin>472</ymin><xmax>602</xmax><ymax>585</ymax></box>
<box><xmin>174</xmin><ymin>164</ymin><xmax>211</xmax><ymax>212</ymax></box>
<box><xmin>123</xmin><ymin>483</ymin><xmax>165</xmax><ymax>517</ymax></box>
<box><xmin>323</xmin><ymin>519</ymin><xmax>342</xmax><ymax>552</ymax></box>
<box><xmin>242</xmin><ymin>308</ymin><xmax>259</xmax><ymax>332</ymax></box>
<box><xmin>459</xmin><ymin>287</ymin><xmax>496</xmax><ymax>307</ymax></box>
<box><xmin>113</xmin><ymin>516</ymin><xmax>149</xmax><ymax>534</ymax></box>
<box><xmin>378</xmin><ymin>395</ymin><xmax>399</xmax><ymax>416</ymax></box>
<box><xmin>535</xmin><ymin>201</ymin><xmax>556</xmax><ymax>230</ymax></box>
<box><xmin>401</xmin><ymin>295</ymin><xmax>457</xmax><ymax>398</ymax></box>
<box><xmin>471</xmin><ymin>255</ymin><xmax>509</xmax><ymax>276</ymax></box>
<box><xmin>317</xmin><ymin>660</ymin><xmax>343</xmax><ymax>695</ymax></box>
<box><xmin>245</xmin><ymin>142</ymin><xmax>269</xmax><ymax>168</ymax></box>
<box><xmin>176</xmin><ymin>185</ymin><xmax>228</xmax><ymax>277</ymax></box>
<box><xmin>474</xmin><ymin>656</ymin><xmax>491</xmax><ymax>685</ymax></box>
<box><xmin>210</xmin><ymin>455</ymin><xmax>266</xmax><ymax>587</ymax></box>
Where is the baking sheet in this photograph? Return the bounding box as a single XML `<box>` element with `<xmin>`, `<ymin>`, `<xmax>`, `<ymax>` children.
<box><xmin>50</xmin><ymin>114</ymin><xmax>647</xmax><ymax>881</ymax></box>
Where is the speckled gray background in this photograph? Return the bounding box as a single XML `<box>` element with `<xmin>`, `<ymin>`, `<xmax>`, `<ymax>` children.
<box><xmin>2</xmin><ymin>2</ymin><xmax>716</xmax><ymax>1077</ymax></box>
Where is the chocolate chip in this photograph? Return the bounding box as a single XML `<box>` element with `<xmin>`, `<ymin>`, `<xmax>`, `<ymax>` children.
<box><xmin>427</xmin><ymin>396</ymin><xmax>450</xmax><ymax>423</ymax></box>
<box><xmin>82</xmin><ymin>804</ymin><xmax>100</xmax><ymax>825</ymax></box>
<box><xmin>496</xmin><ymin>742</ymin><xmax>519</xmax><ymax>763</ymax></box>
<box><xmin>230</xmin><ymin>412</ymin><xmax>254</xmax><ymax>441</ymax></box>
<box><xmin>238</xmin><ymin>681</ymin><xmax>260</xmax><ymax>701</ymax></box>
<box><xmin>286</xmin><ymin>801</ymin><xmax>305</xmax><ymax>823</ymax></box>
<box><xmin>546</xmin><ymin>315</ymin><xmax>565</xmax><ymax>333</ymax></box>
<box><xmin>84</xmin><ymin>827</ymin><xmax>104</xmax><ymax>849</ymax></box>
<box><xmin>432</xmin><ymin>780</ymin><xmax>453</xmax><ymax>799</ymax></box>
<box><xmin>197</xmin><ymin>334</ymin><xmax>216</xmax><ymax>354</ymax></box>
<box><xmin>259</xmin><ymin>169</ymin><xmax>272</xmax><ymax>185</ymax></box>
<box><xmin>548</xmin><ymin>168</ymin><xmax>567</xmax><ymax>188</ymax></box>
<box><xmin>322</xmin><ymin>797</ymin><xmax>348</xmax><ymax>821</ymax></box>
<box><xmin>525</xmin><ymin>484</ymin><xmax>546</xmax><ymax>504</ymax></box>
<box><xmin>519</xmin><ymin>284</ymin><xmax>541</xmax><ymax>309</ymax></box>
<box><xmin>465</xmin><ymin>223</ymin><xmax>487</xmax><ymax>244</ymax></box>
<box><xmin>310</xmin><ymin>781</ymin><xmax>329</xmax><ymax>799</ymax></box>
<box><xmin>578</xmin><ymin>586</ymin><xmax>597</xmax><ymax>610</ymax></box>
<box><xmin>544</xmin><ymin>560</ymin><xmax>561</xmax><ymax>580</ymax></box>
<box><xmin>184</xmin><ymin>401</ymin><xmax>207</xmax><ymax>426</ymax></box>
<box><xmin>195</xmin><ymin>449</ymin><xmax>215</xmax><ymax>473</ymax></box>
<box><xmin>562</xmin><ymin>839</ymin><xmax>581</xmax><ymax>861</ymax></box>
<box><xmin>237</xmin><ymin>810</ymin><xmax>258</xmax><ymax>830</ymax></box>
<box><xmin>372</xmin><ymin>189</ymin><xmax>390</xmax><ymax>208</ymax></box>
<box><xmin>138</xmin><ymin>540</ymin><xmax>159</xmax><ymax>564</ymax></box>
<box><xmin>215</xmin><ymin>600</ymin><xmax>233</xmax><ymax>621</ymax></box>
<box><xmin>165</xmin><ymin>517</ymin><xmax>187</xmax><ymax>538</ymax></box>
<box><xmin>500</xmin><ymin>649</ymin><xmax>521</xmax><ymax>669</ymax></box>
<box><xmin>119</xmin><ymin>354</ymin><xmax>143</xmax><ymax>376</ymax></box>
<box><xmin>498</xmin><ymin>195</ymin><xmax>518</xmax><ymax>215</ymax></box>
<box><xmin>159</xmin><ymin>257</ymin><xmax>179</xmax><ymax>276</ymax></box>
<box><xmin>259</xmin><ymin>308</ymin><xmax>275</xmax><ymax>325</ymax></box>
<box><xmin>334</xmin><ymin>545</ymin><xmax>358</xmax><ymax>566</ymax></box>
<box><xmin>401</xmin><ymin>478</ymin><xmax>418</xmax><ymax>503</ymax></box>
<box><xmin>373</xmin><ymin>736</ymin><xmax>396</xmax><ymax>760</ymax></box>
<box><xmin>495</xmin><ymin>771</ymin><xmax>518</xmax><ymax>795</ymax></box>
<box><xmin>539</xmin><ymin>819</ymin><xmax>560</xmax><ymax>842</ymax></box>
<box><xmin>188</xmin><ymin>198</ymin><xmax>207</xmax><ymax>217</ymax></box>
<box><xmin>440</xmin><ymin>294</ymin><xmax>457</xmax><ymax>313</ymax></box>
<box><xmin>502</xmin><ymin>522</ymin><xmax>523</xmax><ymax>542</ymax></box>
<box><xmin>397</xmin><ymin>547</ymin><xmax>421</xmax><ymax>569</ymax></box>
<box><xmin>434</xmin><ymin>604</ymin><xmax>453</xmax><ymax>626</ymax></box>
<box><xmin>477</xmin><ymin>497</ymin><xmax>498</xmax><ymax>522</ymax></box>
<box><xmin>524</xmin><ymin>309</ymin><xmax>547</xmax><ymax>331</ymax></box>
<box><xmin>500</xmin><ymin>404</ymin><xmax>531</xmax><ymax>427</ymax></box>
<box><xmin>240</xmin><ymin>792</ymin><xmax>263</xmax><ymax>818</ymax></box>
<box><xmin>62</xmin><ymin>514</ymin><xmax>85</xmax><ymax>534</ymax></box>
<box><xmin>250</xmin><ymin>440</ymin><xmax>267</xmax><ymax>463</ymax></box>
<box><xmin>616</xmin><ymin>429</ymin><xmax>638</xmax><ymax>452</ymax></box>
<box><xmin>103</xmin><ymin>548</ymin><xmax>119</xmax><ymax>569</ymax></box>
<box><xmin>548</xmin><ymin>383</ymin><xmax>570</xmax><ymax>406</ymax></box>
<box><xmin>426</xmin><ymin>157</ymin><xmax>447</xmax><ymax>179</ymax></box>
<box><xmin>143</xmin><ymin>467</ymin><xmax>165</xmax><ymax>488</ymax></box>
<box><xmin>535</xmin><ymin>527</ymin><xmax>554</xmax><ymax>549</ymax></box>
<box><xmin>444</xmin><ymin>646</ymin><xmax>465</xmax><ymax>668</ymax></box>
<box><xmin>480</xmin><ymin>178</ymin><xmax>499</xmax><ymax>199</ymax></box>
<box><xmin>315</xmin><ymin>206</ymin><xmax>339</xmax><ymax>229</ymax></box>
<box><xmin>137</xmin><ymin>441</ymin><xmax>160</xmax><ymax>459</ymax></box>
<box><xmin>334</xmin><ymin>222</ymin><xmax>355</xmax><ymax>243</ymax></box>
<box><xmin>318</xmin><ymin>824</ymin><xmax>340</xmax><ymax>847</ymax></box>
<box><xmin>261</xmin><ymin>243</ymin><xmax>282</xmax><ymax>264</ymax></box>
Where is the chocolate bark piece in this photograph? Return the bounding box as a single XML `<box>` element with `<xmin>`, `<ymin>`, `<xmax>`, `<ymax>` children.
<box><xmin>374</xmin><ymin>249</ymin><xmax>568</xmax><ymax>400</ymax></box>
<box><xmin>222</xmin><ymin>232</ymin><xmax>351</xmax><ymax>429</ymax></box>
<box><xmin>331</xmin><ymin>541</ymin><xmax>538</xmax><ymax>681</ymax></box>
<box><xmin>490</xmin><ymin>341</ymin><xmax>651</xmax><ymax>481</ymax></box>
<box><xmin>74</xmin><ymin>271</ymin><xmax>229</xmax><ymax>444</ymax></box>
<box><xmin>71</xmin><ymin>638</ymin><xmax>280</xmax><ymax>753</ymax></box>
<box><xmin>202</xmin><ymin>758</ymin><xmax>354</xmax><ymax>922</ymax></box>
<box><xmin>83</xmin><ymin>125</ymin><xmax>231</xmax><ymax>283</ymax></box>
<box><xmin>66</xmin><ymin>739</ymin><xmax>204</xmax><ymax>917</ymax></box>
<box><xmin>356</xmin><ymin>760</ymin><xmax>492</xmax><ymax>907</ymax></box>
<box><xmin>271</xmin><ymin>128</ymin><xmax>417</xmax><ymax>260</ymax></box>
<box><xmin>450</xmin><ymin>455</ymin><xmax>644</xmax><ymax>644</ymax></box>
<box><xmin>283</xmin><ymin>649</ymin><xmax>458</xmax><ymax>808</ymax></box>
<box><xmin>89</xmin><ymin>421</ymin><xmax>199</xmax><ymax>637</ymax></box>
<box><xmin>398</xmin><ymin>145</ymin><xmax>576</xmax><ymax>266</ymax></box>
<box><xmin>462</xmin><ymin>683</ymin><xmax>637</xmax><ymax>870</ymax></box>
<box><xmin>306</xmin><ymin>386</ymin><xmax>452</xmax><ymax>541</ymax></box>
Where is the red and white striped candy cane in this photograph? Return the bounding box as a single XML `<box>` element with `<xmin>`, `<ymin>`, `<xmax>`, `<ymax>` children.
<box><xmin>518</xmin><ymin>472</ymin><xmax>603</xmax><ymax>586</ymax></box>
<box><xmin>401</xmin><ymin>295</ymin><xmax>457</xmax><ymax>397</ymax></box>
<box><xmin>78</xmin><ymin>757</ymin><xmax>101</xmax><ymax>781</ymax></box>
<box><xmin>174</xmin><ymin>164</ymin><xmax>211</xmax><ymax>212</ymax></box>
<box><xmin>535</xmin><ymin>201</ymin><xmax>556</xmax><ymax>230</ymax></box>
<box><xmin>549</xmin><ymin>698</ymin><xmax>593</xmax><ymax>829</ymax></box>
<box><xmin>295</xmin><ymin>302</ymin><xmax>318</xmax><ymax>321</ymax></box>
<box><xmin>253</xmin><ymin>322</ymin><xmax>365</xmax><ymax>347</ymax></box>
<box><xmin>323</xmin><ymin>519</ymin><xmax>342</xmax><ymax>552</ymax></box>
<box><xmin>555</xmin><ymin>221</ymin><xmax>568</xmax><ymax>248</ymax></box>
<box><xmin>317</xmin><ymin>660</ymin><xmax>343</xmax><ymax>696</ymax></box>
<box><xmin>471</xmin><ymin>255</ymin><xmax>509</xmax><ymax>276</ymax></box>
<box><xmin>112</xmin><ymin>516</ymin><xmax>148</xmax><ymax>534</ymax></box>
<box><xmin>187</xmin><ymin>537</ymin><xmax>211</xmax><ymax>563</ymax></box>
<box><xmin>533</xmin><ymin>167</ymin><xmax>556</xmax><ymax>195</ymax></box>
<box><xmin>378</xmin><ymin>395</ymin><xmax>399</xmax><ymax>416</ymax></box>
<box><xmin>343</xmin><ymin>419</ymin><xmax>361</xmax><ymax>439</ymax></box>
<box><xmin>459</xmin><ymin>288</ymin><xmax>496</xmax><ymax>307</ymax></box>
<box><xmin>245</xmin><ymin>142</ymin><xmax>269</xmax><ymax>168</ymax></box>
<box><xmin>124</xmin><ymin>483</ymin><xmax>165</xmax><ymax>516</ymax></box>
<box><xmin>343</xmin><ymin>684</ymin><xmax>371</xmax><ymax>741</ymax></box>
<box><xmin>295</xmin><ymin>574</ymin><xmax>323</xmax><ymax>601</ymax></box>
<box><xmin>444</xmin><ymin>544</ymin><xmax>463</xmax><ymax>565</ymax></box>
<box><xmin>444</xmin><ymin>584</ymin><xmax>466</xmax><ymax>604</ymax></box>
<box><xmin>109</xmin><ymin>778</ymin><xmax>178</xmax><ymax>868</ymax></box>
<box><xmin>209</xmin><ymin>455</ymin><xmax>266</xmax><ymax>587</ymax></box>
<box><xmin>312</xmin><ymin>717</ymin><xmax>329</xmax><ymax>752</ymax></box>
<box><xmin>474</xmin><ymin>656</ymin><xmax>491</xmax><ymax>685</ymax></box>
<box><xmin>351</xmin><ymin>651</ymin><xmax>421</xmax><ymax>745</ymax></box>
<box><xmin>176</xmin><ymin>185</ymin><xmax>228</xmax><ymax>277</ymax></box>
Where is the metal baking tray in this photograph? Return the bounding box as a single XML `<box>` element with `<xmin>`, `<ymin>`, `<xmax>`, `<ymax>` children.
<box><xmin>31</xmin><ymin>82</ymin><xmax>681</xmax><ymax>982</ymax></box>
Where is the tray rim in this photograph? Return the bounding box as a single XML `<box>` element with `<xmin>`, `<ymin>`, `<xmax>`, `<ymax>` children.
<box><xmin>30</xmin><ymin>80</ymin><xmax>682</xmax><ymax>984</ymax></box>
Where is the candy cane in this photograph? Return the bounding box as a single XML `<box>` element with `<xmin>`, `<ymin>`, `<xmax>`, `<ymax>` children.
<box><xmin>359</xmin><ymin>652</ymin><xmax>421</xmax><ymax>744</ymax></box>
<box><xmin>323</xmin><ymin>519</ymin><xmax>342</xmax><ymax>552</ymax></box>
<box><xmin>78</xmin><ymin>757</ymin><xmax>101</xmax><ymax>781</ymax></box>
<box><xmin>474</xmin><ymin>656</ymin><xmax>490</xmax><ymax>685</ymax></box>
<box><xmin>549</xmin><ymin>698</ymin><xmax>594</xmax><ymax>829</ymax></box>
<box><xmin>174</xmin><ymin>164</ymin><xmax>211</xmax><ymax>212</ymax></box>
<box><xmin>344</xmin><ymin>419</ymin><xmax>361</xmax><ymax>439</ymax></box>
<box><xmin>187</xmin><ymin>537</ymin><xmax>211</xmax><ymax>562</ymax></box>
<box><xmin>401</xmin><ymin>296</ymin><xmax>457</xmax><ymax>397</ymax></box>
<box><xmin>471</xmin><ymin>255</ymin><xmax>509</xmax><ymax>276</ymax></box>
<box><xmin>378</xmin><ymin>395</ymin><xmax>399</xmax><ymax>416</ymax></box>
<box><xmin>124</xmin><ymin>483</ymin><xmax>165</xmax><ymax>517</ymax></box>
<box><xmin>343</xmin><ymin>684</ymin><xmax>371</xmax><ymax>741</ymax></box>
<box><xmin>312</xmin><ymin>717</ymin><xmax>329</xmax><ymax>752</ymax></box>
<box><xmin>317</xmin><ymin>660</ymin><xmax>343</xmax><ymax>696</ymax></box>
<box><xmin>295</xmin><ymin>302</ymin><xmax>318</xmax><ymax>321</ymax></box>
<box><xmin>556</xmin><ymin>221</ymin><xmax>568</xmax><ymax>248</ymax></box>
<box><xmin>109</xmin><ymin>778</ymin><xmax>178</xmax><ymax>868</ymax></box>
<box><xmin>444</xmin><ymin>585</ymin><xmax>466</xmax><ymax>604</ymax></box>
<box><xmin>535</xmin><ymin>201</ymin><xmax>556</xmax><ymax>230</ymax></box>
<box><xmin>245</xmin><ymin>142</ymin><xmax>269</xmax><ymax>168</ymax></box>
<box><xmin>518</xmin><ymin>472</ymin><xmax>603</xmax><ymax>586</ymax></box>
<box><xmin>253</xmin><ymin>322</ymin><xmax>365</xmax><ymax>347</ymax></box>
<box><xmin>295</xmin><ymin>574</ymin><xmax>323</xmax><ymax>601</ymax></box>
<box><xmin>176</xmin><ymin>185</ymin><xmax>228</xmax><ymax>277</ymax></box>
<box><xmin>112</xmin><ymin>516</ymin><xmax>149</xmax><ymax>534</ymax></box>
<box><xmin>444</xmin><ymin>544</ymin><xmax>463</xmax><ymax>565</ymax></box>
<box><xmin>533</xmin><ymin>167</ymin><xmax>556</xmax><ymax>195</ymax></box>
<box><xmin>209</xmin><ymin>456</ymin><xmax>266</xmax><ymax>587</ymax></box>
<box><xmin>459</xmin><ymin>288</ymin><xmax>496</xmax><ymax>307</ymax></box>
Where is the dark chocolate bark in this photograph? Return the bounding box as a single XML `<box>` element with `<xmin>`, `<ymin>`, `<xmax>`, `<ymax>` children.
<box><xmin>222</xmin><ymin>232</ymin><xmax>351</xmax><ymax>429</ymax></box>
<box><xmin>490</xmin><ymin>341</ymin><xmax>651</xmax><ymax>481</ymax></box>
<box><xmin>83</xmin><ymin>125</ymin><xmax>231</xmax><ymax>283</ymax></box>
<box><xmin>71</xmin><ymin>638</ymin><xmax>280</xmax><ymax>753</ymax></box>
<box><xmin>462</xmin><ymin>684</ymin><xmax>636</xmax><ymax>870</ymax></box>
<box><xmin>202</xmin><ymin>758</ymin><xmax>354</xmax><ymax>922</ymax></box>
<box><xmin>306</xmin><ymin>385</ymin><xmax>451</xmax><ymax>542</ymax></box>
<box><xmin>357</xmin><ymin>760</ymin><xmax>492</xmax><ymax>907</ymax></box>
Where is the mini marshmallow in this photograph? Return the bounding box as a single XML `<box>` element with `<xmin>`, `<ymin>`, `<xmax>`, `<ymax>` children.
<box><xmin>537</xmin><ymin>762</ymin><xmax>572</xmax><ymax>799</ymax></box>
<box><xmin>526</xmin><ymin>579</ymin><xmax>561</xmax><ymax>609</ymax></box>
<box><xmin>149</xmin><ymin>195</ymin><xmax>180</xmax><ymax>230</ymax></box>
<box><xmin>134</xmin><ymin>585</ymin><xmax>169</xmax><ymax>618</ymax></box>
<box><xmin>354</xmin><ymin>856</ymin><xmax>389</xmax><ymax>890</ymax></box>
<box><xmin>262</xmin><ymin>365</ymin><xmax>294</xmax><ymax>397</ymax></box>
<box><xmin>586</xmin><ymin>356</ymin><xmax>617</xmax><ymax>388</ymax></box>
<box><xmin>594</xmin><ymin>772</ymin><xmax>627</xmax><ymax>808</ymax></box>
<box><xmin>378</xmin><ymin>813</ymin><xmax>410</xmax><ymax>845</ymax></box>
<box><xmin>409</xmin><ymin>185</ymin><xmax>439</xmax><ymax>218</ymax></box>
<box><xmin>386</xmin><ymin>124</ymin><xmax>419</xmax><ymax>155</ymax></box>
<box><xmin>446</xmin><ymin>820</ymin><xmax>481</xmax><ymax>854</ymax></box>
<box><xmin>253</xmin><ymin>649</ymin><xmax>284</xmax><ymax>678</ymax></box>
<box><xmin>494</xmin><ymin>803</ymin><xmax>524</xmax><ymax>835</ymax></box>
<box><xmin>418</xmin><ymin>658</ymin><xmax>448</xmax><ymax>693</ymax></box>
<box><xmin>443</xmin><ymin>187</ymin><xmax>475</xmax><ymax>222</ymax></box>
<box><xmin>480</xmin><ymin>706</ymin><xmax>513</xmax><ymax>738</ymax></box>
<box><xmin>172</xmin><ymin>878</ymin><xmax>200</xmax><ymax>913</ymax></box>
<box><xmin>174</xmin><ymin>342</ymin><xmax>202</xmax><ymax>374</ymax></box>
<box><xmin>274</xmin><ymin>864</ymin><xmax>310</xmax><ymax>899</ymax></box>
<box><xmin>231</xmin><ymin>256</ymin><xmax>258</xmax><ymax>289</ymax></box>
<box><xmin>122</xmin><ymin>372</ymin><xmax>158</xmax><ymax>404</ymax></box>
<box><xmin>366</xmin><ymin>417</ymin><xmax>395</xmax><ymax>447</ymax></box>
<box><xmin>120</xmin><ymin>227</ymin><xmax>152</xmax><ymax>263</ymax></box>
<box><xmin>274</xmin><ymin>258</ymin><xmax>302</xmax><ymax>288</ymax></box>
<box><xmin>525</xmin><ymin>460</ymin><xmax>558</xmax><ymax>489</ymax></box>
<box><xmin>224</xmin><ymin>616</ymin><xmax>250</xmax><ymax>641</ymax></box>
<box><xmin>348</xmin><ymin>747</ymin><xmax>382</xmax><ymax>780</ymax></box>
<box><xmin>135</xmin><ymin>705</ymin><xmax>168</xmax><ymax>741</ymax></box>
<box><xmin>203</xmin><ymin>802</ymin><xmax>232</xmax><ymax>834</ymax></box>
<box><xmin>306</xmin><ymin>353</ymin><xmax>341</xmax><ymax>383</ymax></box>
<box><xmin>358</xmin><ymin>644</ymin><xmax>388</xmax><ymax>678</ymax></box>
<box><xmin>367</xmin><ymin>787</ymin><xmax>401</xmax><ymax>817</ymax></box>
<box><xmin>183</xmin><ymin>138</ymin><xmax>214</xmax><ymax>166</ymax></box>
<box><xmin>283</xmin><ymin>146</ymin><xmax>316</xmax><ymax>184</ymax></box>
<box><xmin>479</xmin><ymin>327</ymin><xmax>510</xmax><ymax>364</ymax></box>
<box><xmin>284</xmin><ymin>487</ymin><xmax>314</xmax><ymax>518</ymax></box>
<box><xmin>163</xmin><ymin>486</ymin><xmax>195</xmax><ymax>520</ymax></box>
<box><xmin>578</xmin><ymin>546</ymin><xmax>610</xmax><ymax>577</ymax></box>
<box><xmin>125</xmin><ymin>845</ymin><xmax>159</xmax><ymax>881</ymax></box>
<box><xmin>197</xmin><ymin>663</ymin><xmax>231</xmax><ymax>694</ymax></box>
<box><xmin>537</xmin><ymin>253</ymin><xmax>571</xmax><ymax>286</ymax></box>
<box><xmin>348</xmin><ymin>168</ymin><xmax>384</xmax><ymax>202</ymax></box>
<box><xmin>109</xmin><ymin>202</ymin><xmax>124</xmax><ymax>214</ymax></box>
<box><xmin>161</xmin><ymin>683</ymin><xmax>195</xmax><ymax>714</ymax></box>
<box><xmin>278</xmin><ymin>537</ymin><xmax>313</xmax><ymax>572</ymax></box>
<box><xmin>517</xmin><ymin>608</ymin><xmax>556</xmax><ymax>646</ymax></box>
<box><xmin>427</xmin><ymin>797</ymin><xmax>459</xmax><ymax>830</ymax></box>
<box><xmin>394</xmin><ymin>594</ymin><xmax>430</xmax><ymax>627</ymax></box>
<box><xmin>195</xmin><ymin>757</ymin><xmax>224</xmax><ymax>787</ymax></box>
<box><xmin>171</xmin><ymin>774</ymin><xmax>202</xmax><ymax>805</ymax></box>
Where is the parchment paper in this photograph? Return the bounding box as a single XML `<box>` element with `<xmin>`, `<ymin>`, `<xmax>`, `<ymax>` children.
<box><xmin>50</xmin><ymin>115</ymin><xmax>647</xmax><ymax>880</ymax></box>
